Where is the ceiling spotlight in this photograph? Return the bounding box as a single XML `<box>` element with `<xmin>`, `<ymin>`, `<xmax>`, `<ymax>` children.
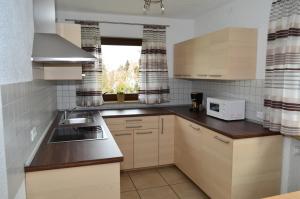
<box><xmin>143</xmin><ymin>0</ymin><xmax>165</xmax><ymax>14</ymax></box>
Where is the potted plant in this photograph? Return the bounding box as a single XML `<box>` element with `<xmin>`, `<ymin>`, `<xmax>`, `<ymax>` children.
<box><xmin>116</xmin><ymin>83</ymin><xmax>126</xmax><ymax>103</ymax></box>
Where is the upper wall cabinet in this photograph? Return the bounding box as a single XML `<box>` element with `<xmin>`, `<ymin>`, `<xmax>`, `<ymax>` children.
<box><xmin>174</xmin><ymin>27</ymin><xmax>257</xmax><ymax>80</ymax></box>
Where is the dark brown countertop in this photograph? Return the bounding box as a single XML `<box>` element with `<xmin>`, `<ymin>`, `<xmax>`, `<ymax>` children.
<box><xmin>166</xmin><ymin>106</ymin><xmax>280</xmax><ymax>139</ymax></box>
<box><xmin>101</xmin><ymin>107</ymin><xmax>172</xmax><ymax>118</ymax></box>
<box><xmin>25</xmin><ymin>112</ymin><xmax>123</xmax><ymax>172</ymax></box>
<box><xmin>25</xmin><ymin>106</ymin><xmax>280</xmax><ymax>172</ymax></box>
<box><xmin>101</xmin><ymin>106</ymin><xmax>280</xmax><ymax>139</ymax></box>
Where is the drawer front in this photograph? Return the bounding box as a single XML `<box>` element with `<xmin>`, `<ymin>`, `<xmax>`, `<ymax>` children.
<box><xmin>105</xmin><ymin>116</ymin><xmax>159</xmax><ymax>131</ymax></box>
<box><xmin>134</xmin><ymin>129</ymin><xmax>159</xmax><ymax>168</ymax></box>
<box><xmin>111</xmin><ymin>130</ymin><xmax>134</xmax><ymax>170</ymax></box>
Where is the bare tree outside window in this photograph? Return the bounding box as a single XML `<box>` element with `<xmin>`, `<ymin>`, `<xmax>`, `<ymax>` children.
<box><xmin>102</xmin><ymin>45</ymin><xmax>141</xmax><ymax>94</ymax></box>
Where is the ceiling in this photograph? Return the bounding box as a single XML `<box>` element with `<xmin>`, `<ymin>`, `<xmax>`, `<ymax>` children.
<box><xmin>55</xmin><ymin>0</ymin><xmax>233</xmax><ymax>19</ymax></box>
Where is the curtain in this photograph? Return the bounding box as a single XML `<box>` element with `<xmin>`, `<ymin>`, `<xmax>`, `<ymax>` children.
<box><xmin>139</xmin><ymin>25</ymin><xmax>170</xmax><ymax>104</ymax></box>
<box><xmin>75</xmin><ymin>21</ymin><xmax>104</xmax><ymax>107</ymax></box>
<box><xmin>264</xmin><ymin>0</ymin><xmax>300</xmax><ymax>136</ymax></box>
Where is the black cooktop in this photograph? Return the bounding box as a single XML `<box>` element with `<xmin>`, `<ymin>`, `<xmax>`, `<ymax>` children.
<box><xmin>49</xmin><ymin>125</ymin><xmax>107</xmax><ymax>143</ymax></box>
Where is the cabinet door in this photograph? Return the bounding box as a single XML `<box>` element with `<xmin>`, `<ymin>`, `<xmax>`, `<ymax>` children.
<box><xmin>174</xmin><ymin>39</ymin><xmax>195</xmax><ymax>78</ymax></box>
<box><xmin>111</xmin><ymin>130</ymin><xmax>134</xmax><ymax>170</ymax></box>
<box><xmin>158</xmin><ymin>115</ymin><xmax>175</xmax><ymax>165</ymax></box>
<box><xmin>200</xmin><ymin>127</ymin><xmax>233</xmax><ymax>199</ymax></box>
<box><xmin>134</xmin><ymin>129</ymin><xmax>158</xmax><ymax>168</ymax></box>
<box><xmin>56</xmin><ymin>23</ymin><xmax>81</xmax><ymax>47</ymax></box>
<box><xmin>174</xmin><ymin>117</ymin><xmax>204</xmax><ymax>186</ymax></box>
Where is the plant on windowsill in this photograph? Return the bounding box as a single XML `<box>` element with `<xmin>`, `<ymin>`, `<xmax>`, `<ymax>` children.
<box><xmin>116</xmin><ymin>83</ymin><xmax>126</xmax><ymax>103</ymax></box>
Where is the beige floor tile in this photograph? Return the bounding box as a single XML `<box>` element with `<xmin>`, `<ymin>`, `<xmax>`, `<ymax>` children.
<box><xmin>121</xmin><ymin>172</ymin><xmax>136</xmax><ymax>192</ymax></box>
<box><xmin>158</xmin><ymin>166</ymin><xmax>190</xmax><ymax>185</ymax></box>
<box><xmin>121</xmin><ymin>191</ymin><xmax>140</xmax><ymax>199</ymax></box>
<box><xmin>171</xmin><ymin>182</ymin><xmax>209</xmax><ymax>199</ymax></box>
<box><xmin>138</xmin><ymin>186</ymin><xmax>178</xmax><ymax>199</ymax></box>
<box><xmin>129</xmin><ymin>169</ymin><xmax>167</xmax><ymax>190</ymax></box>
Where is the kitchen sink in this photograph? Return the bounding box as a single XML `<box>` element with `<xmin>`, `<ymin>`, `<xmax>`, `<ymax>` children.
<box><xmin>60</xmin><ymin>117</ymin><xmax>93</xmax><ymax>125</ymax></box>
<box><xmin>49</xmin><ymin>125</ymin><xmax>107</xmax><ymax>143</ymax></box>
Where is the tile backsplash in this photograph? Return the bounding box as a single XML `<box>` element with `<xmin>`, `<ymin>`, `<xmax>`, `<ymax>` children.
<box><xmin>0</xmin><ymin>80</ymin><xmax>56</xmax><ymax>199</ymax></box>
<box><xmin>192</xmin><ymin>79</ymin><xmax>265</xmax><ymax>123</ymax></box>
<box><xmin>57</xmin><ymin>78</ymin><xmax>193</xmax><ymax>110</ymax></box>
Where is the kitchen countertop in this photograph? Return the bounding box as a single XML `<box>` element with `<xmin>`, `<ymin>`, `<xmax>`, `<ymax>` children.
<box><xmin>101</xmin><ymin>106</ymin><xmax>279</xmax><ymax>139</ymax></box>
<box><xmin>25</xmin><ymin>111</ymin><xmax>123</xmax><ymax>172</ymax></box>
<box><xmin>100</xmin><ymin>107</ymin><xmax>172</xmax><ymax>118</ymax></box>
<box><xmin>166</xmin><ymin>106</ymin><xmax>280</xmax><ymax>139</ymax></box>
<box><xmin>25</xmin><ymin>106</ymin><xmax>280</xmax><ymax>172</ymax></box>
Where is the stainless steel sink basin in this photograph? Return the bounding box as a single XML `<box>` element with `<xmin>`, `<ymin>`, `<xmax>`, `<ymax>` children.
<box><xmin>60</xmin><ymin>117</ymin><xmax>93</xmax><ymax>125</ymax></box>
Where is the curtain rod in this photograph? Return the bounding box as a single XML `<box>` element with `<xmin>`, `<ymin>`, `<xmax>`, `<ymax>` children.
<box><xmin>64</xmin><ymin>19</ymin><xmax>170</xmax><ymax>27</ymax></box>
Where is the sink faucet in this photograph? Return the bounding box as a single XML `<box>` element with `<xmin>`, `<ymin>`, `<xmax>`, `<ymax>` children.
<box><xmin>63</xmin><ymin>107</ymin><xmax>77</xmax><ymax>120</ymax></box>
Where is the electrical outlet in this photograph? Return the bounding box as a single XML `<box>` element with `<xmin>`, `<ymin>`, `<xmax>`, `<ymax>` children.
<box><xmin>256</xmin><ymin>111</ymin><xmax>264</xmax><ymax>120</ymax></box>
<box><xmin>294</xmin><ymin>146</ymin><xmax>300</xmax><ymax>156</ymax></box>
<box><xmin>30</xmin><ymin>127</ymin><xmax>37</xmax><ymax>142</ymax></box>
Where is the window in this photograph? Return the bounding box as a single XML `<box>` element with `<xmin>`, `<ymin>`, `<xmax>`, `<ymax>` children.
<box><xmin>101</xmin><ymin>37</ymin><xmax>142</xmax><ymax>101</ymax></box>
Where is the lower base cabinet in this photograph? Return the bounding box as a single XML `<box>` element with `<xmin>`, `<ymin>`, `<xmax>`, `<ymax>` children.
<box><xmin>175</xmin><ymin>117</ymin><xmax>282</xmax><ymax>199</ymax></box>
<box><xmin>26</xmin><ymin>163</ymin><xmax>120</xmax><ymax>199</ymax></box>
<box><xmin>134</xmin><ymin>129</ymin><xmax>159</xmax><ymax>168</ymax></box>
<box><xmin>111</xmin><ymin>130</ymin><xmax>134</xmax><ymax>170</ymax></box>
<box><xmin>105</xmin><ymin>116</ymin><xmax>174</xmax><ymax>170</ymax></box>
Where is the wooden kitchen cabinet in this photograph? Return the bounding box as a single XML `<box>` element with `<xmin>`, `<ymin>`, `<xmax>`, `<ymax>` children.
<box><xmin>158</xmin><ymin>115</ymin><xmax>175</xmax><ymax>165</ymax></box>
<box><xmin>105</xmin><ymin>116</ymin><xmax>161</xmax><ymax>169</ymax></box>
<box><xmin>175</xmin><ymin>117</ymin><xmax>282</xmax><ymax>199</ymax></box>
<box><xmin>174</xmin><ymin>27</ymin><xmax>257</xmax><ymax>80</ymax></box>
<box><xmin>175</xmin><ymin>117</ymin><xmax>205</xmax><ymax>187</ymax></box>
<box><xmin>26</xmin><ymin>163</ymin><xmax>120</xmax><ymax>199</ymax></box>
<box><xmin>111</xmin><ymin>130</ymin><xmax>134</xmax><ymax>170</ymax></box>
<box><xmin>56</xmin><ymin>23</ymin><xmax>81</xmax><ymax>47</ymax></box>
<box><xmin>134</xmin><ymin>129</ymin><xmax>159</xmax><ymax>168</ymax></box>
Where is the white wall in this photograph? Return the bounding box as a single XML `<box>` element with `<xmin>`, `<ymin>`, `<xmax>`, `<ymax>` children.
<box><xmin>0</xmin><ymin>0</ymin><xmax>34</xmax><ymax>85</ymax></box>
<box><xmin>56</xmin><ymin>11</ymin><xmax>195</xmax><ymax>77</ymax></box>
<box><xmin>194</xmin><ymin>0</ymin><xmax>272</xmax><ymax>79</ymax></box>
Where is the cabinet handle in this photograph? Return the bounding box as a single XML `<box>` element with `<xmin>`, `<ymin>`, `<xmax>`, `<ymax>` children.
<box><xmin>126</xmin><ymin>119</ymin><xmax>142</xmax><ymax>122</ymax></box>
<box><xmin>136</xmin><ymin>131</ymin><xmax>153</xmax><ymax>135</ymax></box>
<box><xmin>214</xmin><ymin>136</ymin><xmax>230</xmax><ymax>144</ymax></box>
<box><xmin>209</xmin><ymin>74</ymin><xmax>222</xmax><ymax>78</ymax></box>
<box><xmin>161</xmin><ymin>118</ymin><xmax>164</xmax><ymax>134</ymax></box>
<box><xmin>197</xmin><ymin>74</ymin><xmax>208</xmax><ymax>77</ymax></box>
<box><xmin>115</xmin><ymin>133</ymin><xmax>131</xmax><ymax>136</ymax></box>
<box><xmin>175</xmin><ymin>74</ymin><xmax>191</xmax><ymax>77</ymax></box>
<box><xmin>126</xmin><ymin>125</ymin><xmax>142</xmax><ymax>128</ymax></box>
<box><xmin>189</xmin><ymin>124</ymin><xmax>200</xmax><ymax>131</ymax></box>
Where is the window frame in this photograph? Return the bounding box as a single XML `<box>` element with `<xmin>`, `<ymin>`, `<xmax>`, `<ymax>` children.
<box><xmin>101</xmin><ymin>37</ymin><xmax>142</xmax><ymax>102</ymax></box>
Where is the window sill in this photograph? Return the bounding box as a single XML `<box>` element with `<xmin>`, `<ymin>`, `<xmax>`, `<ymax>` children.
<box><xmin>103</xmin><ymin>100</ymin><xmax>140</xmax><ymax>105</ymax></box>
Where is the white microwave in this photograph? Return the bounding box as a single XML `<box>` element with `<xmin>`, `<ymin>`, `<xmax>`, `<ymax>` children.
<box><xmin>206</xmin><ymin>97</ymin><xmax>245</xmax><ymax>121</ymax></box>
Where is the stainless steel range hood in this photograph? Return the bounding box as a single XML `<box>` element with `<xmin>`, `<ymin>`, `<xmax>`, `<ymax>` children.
<box><xmin>31</xmin><ymin>33</ymin><xmax>96</xmax><ymax>63</ymax></box>
<box><xmin>32</xmin><ymin>0</ymin><xmax>96</xmax><ymax>64</ymax></box>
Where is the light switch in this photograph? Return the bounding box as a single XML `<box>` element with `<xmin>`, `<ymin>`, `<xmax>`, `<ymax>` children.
<box><xmin>30</xmin><ymin>127</ymin><xmax>38</xmax><ymax>142</ymax></box>
<box><xmin>256</xmin><ymin>111</ymin><xmax>264</xmax><ymax>120</ymax></box>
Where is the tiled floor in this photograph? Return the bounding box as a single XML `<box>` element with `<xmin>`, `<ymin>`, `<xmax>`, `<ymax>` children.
<box><xmin>121</xmin><ymin>166</ymin><xmax>209</xmax><ymax>199</ymax></box>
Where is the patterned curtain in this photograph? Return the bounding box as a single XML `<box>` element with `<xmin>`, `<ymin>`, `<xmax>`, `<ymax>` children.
<box><xmin>139</xmin><ymin>25</ymin><xmax>170</xmax><ymax>104</ymax></box>
<box><xmin>75</xmin><ymin>21</ymin><xmax>104</xmax><ymax>107</ymax></box>
<box><xmin>264</xmin><ymin>0</ymin><xmax>300</xmax><ymax>136</ymax></box>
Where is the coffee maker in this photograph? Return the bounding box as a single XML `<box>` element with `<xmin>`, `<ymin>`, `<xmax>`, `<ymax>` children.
<box><xmin>190</xmin><ymin>92</ymin><xmax>203</xmax><ymax>112</ymax></box>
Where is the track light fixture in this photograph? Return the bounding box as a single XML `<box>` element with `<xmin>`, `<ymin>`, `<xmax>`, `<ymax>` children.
<box><xmin>143</xmin><ymin>0</ymin><xmax>165</xmax><ymax>14</ymax></box>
